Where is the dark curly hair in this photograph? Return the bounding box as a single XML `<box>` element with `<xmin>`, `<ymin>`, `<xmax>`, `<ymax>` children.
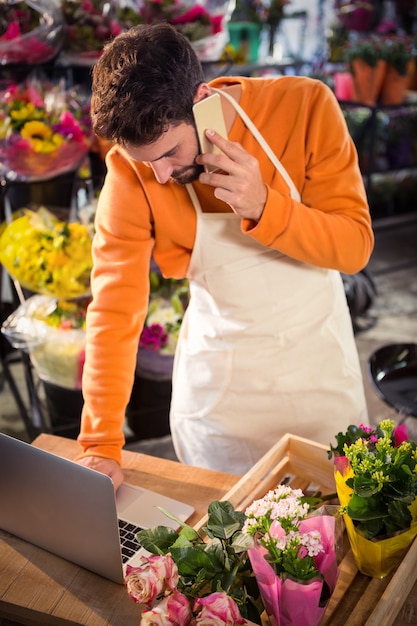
<box><xmin>91</xmin><ymin>23</ymin><xmax>205</xmax><ymax>146</ymax></box>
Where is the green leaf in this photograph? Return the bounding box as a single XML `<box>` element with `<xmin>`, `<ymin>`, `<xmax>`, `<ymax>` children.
<box><xmin>401</xmin><ymin>464</ymin><xmax>413</xmax><ymax>476</ymax></box>
<box><xmin>171</xmin><ymin>545</ymin><xmax>221</xmax><ymax>577</ymax></box>
<box><xmin>136</xmin><ymin>526</ymin><xmax>179</xmax><ymax>554</ymax></box>
<box><xmin>206</xmin><ymin>501</ymin><xmax>245</xmax><ymax>540</ymax></box>
<box><xmin>356</xmin><ymin>517</ymin><xmax>385</xmax><ymax>539</ymax></box>
<box><xmin>231</xmin><ymin>532</ymin><xmax>255</xmax><ymax>554</ymax></box>
<box><xmin>178</xmin><ymin>525</ymin><xmax>200</xmax><ymax>541</ymax></box>
<box><xmin>353</xmin><ymin>475</ymin><xmax>381</xmax><ymax>498</ymax></box>
<box><xmin>347</xmin><ymin>493</ymin><xmax>386</xmax><ymax>521</ymax></box>
<box><xmin>387</xmin><ymin>500</ymin><xmax>412</xmax><ymax>530</ymax></box>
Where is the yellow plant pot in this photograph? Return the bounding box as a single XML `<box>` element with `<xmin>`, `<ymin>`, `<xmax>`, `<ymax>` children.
<box><xmin>335</xmin><ymin>470</ymin><xmax>417</xmax><ymax>578</ymax></box>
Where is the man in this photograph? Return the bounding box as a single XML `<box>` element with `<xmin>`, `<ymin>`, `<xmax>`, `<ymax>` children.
<box><xmin>77</xmin><ymin>23</ymin><xmax>374</xmax><ymax>488</ymax></box>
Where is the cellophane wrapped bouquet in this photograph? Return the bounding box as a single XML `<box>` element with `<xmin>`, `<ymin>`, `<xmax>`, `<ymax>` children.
<box><xmin>124</xmin><ymin>487</ymin><xmax>341</xmax><ymax>625</ymax></box>
<box><xmin>2</xmin><ymin>294</ymin><xmax>89</xmax><ymax>389</ymax></box>
<box><xmin>0</xmin><ymin>75</ymin><xmax>92</xmax><ymax>182</ymax></box>
<box><xmin>0</xmin><ymin>205</ymin><xmax>94</xmax><ymax>389</ymax></box>
<box><xmin>61</xmin><ymin>0</ymin><xmax>232</xmax><ymax>61</ymax></box>
<box><xmin>0</xmin><ymin>0</ymin><xmax>64</xmax><ymax>66</ymax></box>
<box><xmin>329</xmin><ymin>419</ymin><xmax>417</xmax><ymax>578</ymax></box>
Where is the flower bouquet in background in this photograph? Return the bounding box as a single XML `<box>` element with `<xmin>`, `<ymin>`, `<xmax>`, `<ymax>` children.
<box><xmin>128</xmin><ymin>0</ymin><xmax>233</xmax><ymax>61</ymax></box>
<box><xmin>1</xmin><ymin>294</ymin><xmax>89</xmax><ymax>389</ymax></box>
<box><xmin>136</xmin><ymin>271</ymin><xmax>188</xmax><ymax>380</ymax></box>
<box><xmin>0</xmin><ymin>0</ymin><xmax>64</xmax><ymax>66</ymax></box>
<box><xmin>0</xmin><ymin>76</ymin><xmax>92</xmax><ymax>182</ymax></box>
<box><xmin>61</xmin><ymin>0</ymin><xmax>124</xmax><ymax>57</ymax></box>
<box><xmin>329</xmin><ymin>419</ymin><xmax>417</xmax><ymax>578</ymax></box>
<box><xmin>125</xmin><ymin>500</ymin><xmax>264</xmax><ymax>624</ymax></box>
<box><xmin>61</xmin><ymin>0</ymin><xmax>232</xmax><ymax>62</ymax></box>
<box><xmin>0</xmin><ymin>206</ymin><xmax>93</xmax><ymax>299</ymax></box>
<box><xmin>243</xmin><ymin>485</ymin><xmax>340</xmax><ymax>626</ymax></box>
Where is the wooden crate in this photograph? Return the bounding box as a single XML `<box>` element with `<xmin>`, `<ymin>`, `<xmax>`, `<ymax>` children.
<box><xmin>195</xmin><ymin>434</ymin><xmax>417</xmax><ymax>626</ymax></box>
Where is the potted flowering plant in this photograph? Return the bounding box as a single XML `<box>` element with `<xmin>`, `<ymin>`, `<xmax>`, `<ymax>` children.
<box><xmin>379</xmin><ymin>34</ymin><xmax>415</xmax><ymax>105</ymax></box>
<box><xmin>329</xmin><ymin>419</ymin><xmax>417</xmax><ymax>578</ymax></box>
<box><xmin>343</xmin><ymin>34</ymin><xmax>387</xmax><ymax>105</ymax></box>
<box><xmin>125</xmin><ymin>488</ymin><xmax>340</xmax><ymax>625</ymax></box>
<box><xmin>243</xmin><ymin>485</ymin><xmax>339</xmax><ymax>626</ymax></box>
<box><xmin>0</xmin><ymin>78</ymin><xmax>92</xmax><ymax>182</ymax></box>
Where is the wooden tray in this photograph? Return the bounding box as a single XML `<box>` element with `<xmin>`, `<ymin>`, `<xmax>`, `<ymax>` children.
<box><xmin>195</xmin><ymin>434</ymin><xmax>417</xmax><ymax>626</ymax></box>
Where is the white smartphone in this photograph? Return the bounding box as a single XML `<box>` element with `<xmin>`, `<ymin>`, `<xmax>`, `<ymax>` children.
<box><xmin>192</xmin><ymin>93</ymin><xmax>228</xmax><ymax>173</ymax></box>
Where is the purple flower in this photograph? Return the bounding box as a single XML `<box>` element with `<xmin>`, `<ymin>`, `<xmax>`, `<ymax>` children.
<box><xmin>140</xmin><ymin>324</ymin><xmax>169</xmax><ymax>352</ymax></box>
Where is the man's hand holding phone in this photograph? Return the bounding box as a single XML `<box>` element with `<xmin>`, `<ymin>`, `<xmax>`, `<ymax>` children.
<box><xmin>196</xmin><ymin>128</ymin><xmax>268</xmax><ymax>223</ymax></box>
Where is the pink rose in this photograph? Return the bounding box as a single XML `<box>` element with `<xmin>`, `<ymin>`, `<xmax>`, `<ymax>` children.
<box><xmin>193</xmin><ymin>592</ymin><xmax>245</xmax><ymax>625</ymax></box>
<box><xmin>125</xmin><ymin>554</ymin><xmax>179</xmax><ymax>607</ymax></box>
<box><xmin>140</xmin><ymin>589</ymin><xmax>192</xmax><ymax>625</ymax></box>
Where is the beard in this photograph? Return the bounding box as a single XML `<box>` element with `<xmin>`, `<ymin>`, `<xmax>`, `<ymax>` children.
<box><xmin>171</xmin><ymin>162</ymin><xmax>204</xmax><ymax>185</ymax></box>
<box><xmin>170</xmin><ymin>124</ymin><xmax>205</xmax><ymax>185</ymax></box>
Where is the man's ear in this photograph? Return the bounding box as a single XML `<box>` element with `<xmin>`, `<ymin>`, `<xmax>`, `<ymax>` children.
<box><xmin>193</xmin><ymin>83</ymin><xmax>211</xmax><ymax>104</ymax></box>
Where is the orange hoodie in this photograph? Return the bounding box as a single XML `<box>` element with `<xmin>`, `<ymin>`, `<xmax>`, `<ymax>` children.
<box><xmin>78</xmin><ymin>76</ymin><xmax>374</xmax><ymax>463</ymax></box>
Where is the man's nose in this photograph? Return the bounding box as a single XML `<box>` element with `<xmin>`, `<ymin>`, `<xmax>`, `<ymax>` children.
<box><xmin>151</xmin><ymin>160</ymin><xmax>173</xmax><ymax>184</ymax></box>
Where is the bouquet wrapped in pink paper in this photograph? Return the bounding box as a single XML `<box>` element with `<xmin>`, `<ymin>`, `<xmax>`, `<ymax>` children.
<box><xmin>243</xmin><ymin>486</ymin><xmax>340</xmax><ymax>626</ymax></box>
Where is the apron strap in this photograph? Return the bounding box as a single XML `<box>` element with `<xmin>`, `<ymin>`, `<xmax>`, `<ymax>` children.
<box><xmin>186</xmin><ymin>182</ymin><xmax>203</xmax><ymax>213</ymax></box>
<box><xmin>211</xmin><ymin>87</ymin><xmax>301</xmax><ymax>202</ymax></box>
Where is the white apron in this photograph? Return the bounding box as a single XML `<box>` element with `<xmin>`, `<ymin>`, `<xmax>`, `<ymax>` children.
<box><xmin>170</xmin><ymin>90</ymin><xmax>368</xmax><ymax>474</ymax></box>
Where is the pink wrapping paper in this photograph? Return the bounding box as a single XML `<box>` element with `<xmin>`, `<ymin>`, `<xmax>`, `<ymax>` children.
<box><xmin>248</xmin><ymin>515</ymin><xmax>338</xmax><ymax>626</ymax></box>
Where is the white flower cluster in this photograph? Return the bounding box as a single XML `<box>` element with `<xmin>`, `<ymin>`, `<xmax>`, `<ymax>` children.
<box><xmin>269</xmin><ymin>529</ymin><xmax>324</xmax><ymax>558</ymax></box>
<box><xmin>243</xmin><ymin>484</ymin><xmax>309</xmax><ymax>533</ymax></box>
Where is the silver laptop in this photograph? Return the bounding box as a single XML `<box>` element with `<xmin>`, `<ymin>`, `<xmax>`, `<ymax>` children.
<box><xmin>0</xmin><ymin>433</ymin><xmax>194</xmax><ymax>584</ymax></box>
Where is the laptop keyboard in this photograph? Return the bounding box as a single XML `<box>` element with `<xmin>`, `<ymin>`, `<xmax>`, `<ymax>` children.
<box><xmin>118</xmin><ymin>519</ymin><xmax>144</xmax><ymax>563</ymax></box>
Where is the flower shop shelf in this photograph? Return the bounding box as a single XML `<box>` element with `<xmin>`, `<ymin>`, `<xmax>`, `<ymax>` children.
<box><xmin>339</xmin><ymin>98</ymin><xmax>417</xmax><ymax>220</ymax></box>
<box><xmin>205</xmin><ymin>434</ymin><xmax>417</xmax><ymax>626</ymax></box>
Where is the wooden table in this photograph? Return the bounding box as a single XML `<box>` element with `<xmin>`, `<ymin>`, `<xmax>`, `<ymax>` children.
<box><xmin>0</xmin><ymin>434</ymin><xmax>239</xmax><ymax>626</ymax></box>
<box><xmin>2</xmin><ymin>434</ymin><xmax>417</xmax><ymax>626</ymax></box>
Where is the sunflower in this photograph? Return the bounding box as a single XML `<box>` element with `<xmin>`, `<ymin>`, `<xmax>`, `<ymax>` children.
<box><xmin>20</xmin><ymin>120</ymin><xmax>64</xmax><ymax>154</ymax></box>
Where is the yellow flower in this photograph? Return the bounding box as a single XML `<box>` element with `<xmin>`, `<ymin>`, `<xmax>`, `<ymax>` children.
<box><xmin>20</xmin><ymin>121</ymin><xmax>64</xmax><ymax>154</ymax></box>
<box><xmin>10</xmin><ymin>102</ymin><xmax>43</xmax><ymax>122</ymax></box>
<box><xmin>0</xmin><ymin>208</ymin><xmax>93</xmax><ymax>299</ymax></box>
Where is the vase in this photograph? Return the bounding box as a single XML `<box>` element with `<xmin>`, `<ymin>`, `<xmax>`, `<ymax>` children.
<box><xmin>335</xmin><ymin>469</ymin><xmax>417</xmax><ymax>578</ymax></box>
<box><xmin>379</xmin><ymin>64</ymin><xmax>410</xmax><ymax>106</ymax></box>
<box><xmin>351</xmin><ymin>59</ymin><xmax>387</xmax><ymax>106</ymax></box>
